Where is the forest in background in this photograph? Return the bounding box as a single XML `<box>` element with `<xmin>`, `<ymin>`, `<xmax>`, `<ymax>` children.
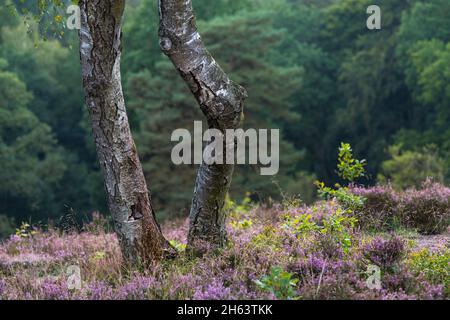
<box><xmin>0</xmin><ymin>0</ymin><xmax>449</xmax><ymax>237</ymax></box>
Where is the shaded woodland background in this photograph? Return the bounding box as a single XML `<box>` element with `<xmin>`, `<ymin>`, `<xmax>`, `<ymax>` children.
<box><xmin>0</xmin><ymin>0</ymin><xmax>449</xmax><ymax>237</ymax></box>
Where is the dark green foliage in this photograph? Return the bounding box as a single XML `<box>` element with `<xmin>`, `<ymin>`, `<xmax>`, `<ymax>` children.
<box><xmin>378</xmin><ymin>145</ymin><xmax>446</xmax><ymax>190</ymax></box>
<box><xmin>0</xmin><ymin>61</ymin><xmax>66</xmax><ymax>221</ymax></box>
<box><xmin>0</xmin><ymin>214</ymin><xmax>16</xmax><ymax>239</ymax></box>
<box><xmin>0</xmin><ymin>9</ymin><xmax>105</xmax><ymax>225</ymax></box>
<box><xmin>255</xmin><ymin>266</ymin><xmax>299</xmax><ymax>300</ymax></box>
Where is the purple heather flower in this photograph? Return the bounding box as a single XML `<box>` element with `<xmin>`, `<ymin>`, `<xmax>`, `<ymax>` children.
<box><xmin>193</xmin><ymin>280</ymin><xmax>232</xmax><ymax>300</ymax></box>
<box><xmin>85</xmin><ymin>281</ymin><xmax>114</xmax><ymax>300</ymax></box>
<box><xmin>117</xmin><ymin>276</ymin><xmax>157</xmax><ymax>300</ymax></box>
<box><xmin>363</xmin><ymin>236</ymin><xmax>405</xmax><ymax>270</ymax></box>
<box><xmin>0</xmin><ymin>279</ymin><xmax>5</xmax><ymax>297</ymax></box>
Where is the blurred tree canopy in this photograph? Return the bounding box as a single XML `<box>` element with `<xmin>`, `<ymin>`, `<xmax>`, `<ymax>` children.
<box><xmin>0</xmin><ymin>0</ymin><xmax>449</xmax><ymax>229</ymax></box>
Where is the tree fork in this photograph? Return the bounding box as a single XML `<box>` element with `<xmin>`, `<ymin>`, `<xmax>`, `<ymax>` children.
<box><xmin>78</xmin><ymin>0</ymin><xmax>175</xmax><ymax>265</ymax></box>
<box><xmin>158</xmin><ymin>0</ymin><xmax>247</xmax><ymax>253</ymax></box>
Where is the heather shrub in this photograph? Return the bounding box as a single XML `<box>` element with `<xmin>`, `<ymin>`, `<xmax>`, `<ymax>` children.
<box><xmin>362</xmin><ymin>236</ymin><xmax>405</xmax><ymax>271</ymax></box>
<box><xmin>400</xmin><ymin>180</ymin><xmax>450</xmax><ymax>234</ymax></box>
<box><xmin>0</xmin><ymin>195</ymin><xmax>448</xmax><ymax>300</ymax></box>
<box><xmin>83</xmin><ymin>281</ymin><xmax>115</xmax><ymax>300</ymax></box>
<box><xmin>298</xmin><ymin>268</ymin><xmax>365</xmax><ymax>300</ymax></box>
<box><xmin>193</xmin><ymin>280</ymin><xmax>233</xmax><ymax>300</ymax></box>
<box><xmin>350</xmin><ymin>180</ymin><xmax>450</xmax><ymax>234</ymax></box>
<box><xmin>289</xmin><ymin>254</ymin><xmax>329</xmax><ymax>279</ymax></box>
<box><xmin>116</xmin><ymin>276</ymin><xmax>158</xmax><ymax>299</ymax></box>
<box><xmin>292</xmin><ymin>255</ymin><xmax>370</xmax><ymax>300</ymax></box>
<box><xmin>349</xmin><ymin>185</ymin><xmax>399</xmax><ymax>230</ymax></box>
<box><xmin>313</xmin><ymin>234</ymin><xmax>345</xmax><ymax>260</ymax></box>
<box><xmin>294</xmin><ymin>238</ymin><xmax>443</xmax><ymax>300</ymax></box>
<box><xmin>381</xmin><ymin>266</ymin><xmax>444</xmax><ymax>299</ymax></box>
<box><xmin>0</xmin><ymin>278</ymin><xmax>5</xmax><ymax>298</ymax></box>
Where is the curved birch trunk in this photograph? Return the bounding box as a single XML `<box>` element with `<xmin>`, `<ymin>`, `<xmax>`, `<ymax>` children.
<box><xmin>78</xmin><ymin>0</ymin><xmax>175</xmax><ymax>265</ymax></box>
<box><xmin>158</xmin><ymin>0</ymin><xmax>247</xmax><ymax>253</ymax></box>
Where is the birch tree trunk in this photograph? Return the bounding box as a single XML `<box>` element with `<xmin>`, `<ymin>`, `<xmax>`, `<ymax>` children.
<box><xmin>158</xmin><ymin>0</ymin><xmax>247</xmax><ymax>253</ymax></box>
<box><xmin>79</xmin><ymin>0</ymin><xmax>175</xmax><ymax>265</ymax></box>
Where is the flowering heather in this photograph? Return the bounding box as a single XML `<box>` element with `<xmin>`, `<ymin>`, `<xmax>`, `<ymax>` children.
<box><xmin>0</xmin><ymin>278</ymin><xmax>5</xmax><ymax>297</ymax></box>
<box><xmin>116</xmin><ymin>276</ymin><xmax>157</xmax><ymax>300</ymax></box>
<box><xmin>362</xmin><ymin>236</ymin><xmax>405</xmax><ymax>270</ymax></box>
<box><xmin>350</xmin><ymin>181</ymin><xmax>450</xmax><ymax>234</ymax></box>
<box><xmin>193</xmin><ymin>280</ymin><xmax>232</xmax><ymax>300</ymax></box>
<box><xmin>0</xmin><ymin>197</ymin><xmax>448</xmax><ymax>300</ymax></box>
<box><xmin>400</xmin><ymin>180</ymin><xmax>450</xmax><ymax>234</ymax></box>
<box><xmin>349</xmin><ymin>184</ymin><xmax>399</xmax><ymax>230</ymax></box>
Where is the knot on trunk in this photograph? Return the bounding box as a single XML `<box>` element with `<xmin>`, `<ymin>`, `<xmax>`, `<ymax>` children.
<box><xmin>159</xmin><ymin>37</ymin><xmax>173</xmax><ymax>52</ymax></box>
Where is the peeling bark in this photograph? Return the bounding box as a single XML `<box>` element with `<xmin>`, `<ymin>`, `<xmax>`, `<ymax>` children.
<box><xmin>78</xmin><ymin>0</ymin><xmax>175</xmax><ymax>265</ymax></box>
<box><xmin>158</xmin><ymin>0</ymin><xmax>247</xmax><ymax>253</ymax></box>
